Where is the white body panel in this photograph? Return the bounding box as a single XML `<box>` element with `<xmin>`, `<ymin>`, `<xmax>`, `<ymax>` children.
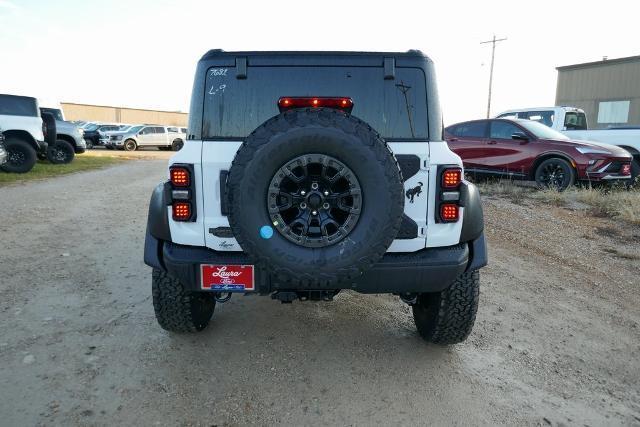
<box><xmin>167</xmin><ymin>141</ymin><xmax>206</xmax><ymax>246</ymax></box>
<box><xmin>0</xmin><ymin>115</ymin><xmax>44</xmax><ymax>142</ymax></box>
<box><xmin>169</xmin><ymin>139</ymin><xmax>465</xmax><ymax>253</ymax></box>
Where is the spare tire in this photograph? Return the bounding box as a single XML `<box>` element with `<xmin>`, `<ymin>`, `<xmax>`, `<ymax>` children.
<box><xmin>41</xmin><ymin>112</ymin><xmax>57</xmax><ymax>145</ymax></box>
<box><xmin>227</xmin><ymin>108</ymin><xmax>404</xmax><ymax>288</ymax></box>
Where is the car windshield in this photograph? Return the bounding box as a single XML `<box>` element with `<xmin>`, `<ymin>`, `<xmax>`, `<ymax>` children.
<box><xmin>518</xmin><ymin>120</ymin><xmax>569</xmax><ymax>140</ymax></box>
<box><xmin>85</xmin><ymin>124</ymin><xmax>99</xmax><ymax>131</ymax></box>
<box><xmin>128</xmin><ymin>125</ymin><xmax>144</xmax><ymax>133</ymax></box>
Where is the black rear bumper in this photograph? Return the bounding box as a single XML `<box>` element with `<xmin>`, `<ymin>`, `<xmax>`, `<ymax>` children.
<box><xmin>144</xmin><ymin>229</ymin><xmax>487</xmax><ymax>294</ymax></box>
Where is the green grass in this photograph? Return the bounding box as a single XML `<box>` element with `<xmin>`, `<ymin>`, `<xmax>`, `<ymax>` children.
<box><xmin>0</xmin><ymin>155</ymin><xmax>126</xmax><ymax>185</ymax></box>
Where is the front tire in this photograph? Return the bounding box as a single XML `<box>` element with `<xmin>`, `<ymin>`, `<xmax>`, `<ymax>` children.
<box><xmin>534</xmin><ymin>158</ymin><xmax>575</xmax><ymax>191</ymax></box>
<box><xmin>123</xmin><ymin>139</ymin><xmax>137</xmax><ymax>151</ymax></box>
<box><xmin>1</xmin><ymin>137</ymin><xmax>37</xmax><ymax>173</ymax></box>
<box><xmin>412</xmin><ymin>270</ymin><xmax>480</xmax><ymax>345</ymax></box>
<box><xmin>151</xmin><ymin>269</ymin><xmax>216</xmax><ymax>332</ymax></box>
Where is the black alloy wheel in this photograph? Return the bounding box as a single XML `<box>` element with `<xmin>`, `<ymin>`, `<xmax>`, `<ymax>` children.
<box><xmin>535</xmin><ymin>158</ymin><xmax>575</xmax><ymax>191</ymax></box>
<box><xmin>267</xmin><ymin>154</ymin><xmax>362</xmax><ymax>248</ymax></box>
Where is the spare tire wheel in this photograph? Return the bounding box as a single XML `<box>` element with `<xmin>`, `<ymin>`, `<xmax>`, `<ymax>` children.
<box><xmin>41</xmin><ymin>112</ymin><xmax>57</xmax><ymax>145</ymax></box>
<box><xmin>227</xmin><ymin>108</ymin><xmax>404</xmax><ymax>288</ymax></box>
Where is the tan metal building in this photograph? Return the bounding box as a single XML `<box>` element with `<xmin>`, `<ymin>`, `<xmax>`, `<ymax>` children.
<box><xmin>61</xmin><ymin>102</ymin><xmax>188</xmax><ymax>126</ymax></box>
<box><xmin>555</xmin><ymin>55</ymin><xmax>640</xmax><ymax>129</ymax></box>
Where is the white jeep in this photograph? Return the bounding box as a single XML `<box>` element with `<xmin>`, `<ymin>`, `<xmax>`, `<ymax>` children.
<box><xmin>144</xmin><ymin>50</ymin><xmax>488</xmax><ymax>344</ymax></box>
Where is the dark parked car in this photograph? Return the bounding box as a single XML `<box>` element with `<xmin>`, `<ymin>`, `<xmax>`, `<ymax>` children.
<box><xmin>83</xmin><ymin>124</ymin><xmax>122</xmax><ymax>148</ymax></box>
<box><xmin>445</xmin><ymin>118</ymin><xmax>633</xmax><ymax>190</ymax></box>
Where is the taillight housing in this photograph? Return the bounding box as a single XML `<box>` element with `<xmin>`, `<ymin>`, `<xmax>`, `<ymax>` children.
<box><xmin>169</xmin><ymin>164</ymin><xmax>195</xmax><ymax>221</ymax></box>
<box><xmin>442</xmin><ymin>168</ymin><xmax>462</xmax><ymax>188</ymax></box>
<box><xmin>436</xmin><ymin>165</ymin><xmax>463</xmax><ymax>223</ymax></box>
<box><xmin>170</xmin><ymin>166</ymin><xmax>190</xmax><ymax>187</ymax></box>
<box><xmin>278</xmin><ymin>97</ymin><xmax>353</xmax><ymax>113</ymax></box>
<box><xmin>440</xmin><ymin>203</ymin><xmax>459</xmax><ymax>222</ymax></box>
<box><xmin>172</xmin><ymin>202</ymin><xmax>192</xmax><ymax>221</ymax></box>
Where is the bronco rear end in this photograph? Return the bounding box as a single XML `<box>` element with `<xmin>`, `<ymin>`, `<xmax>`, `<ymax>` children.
<box><xmin>144</xmin><ymin>50</ymin><xmax>487</xmax><ymax>344</ymax></box>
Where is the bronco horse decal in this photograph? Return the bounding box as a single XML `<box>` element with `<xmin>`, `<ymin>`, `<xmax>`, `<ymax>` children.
<box><xmin>405</xmin><ymin>182</ymin><xmax>423</xmax><ymax>203</ymax></box>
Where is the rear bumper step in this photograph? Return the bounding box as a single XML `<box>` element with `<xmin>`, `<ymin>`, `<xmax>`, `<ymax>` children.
<box><xmin>144</xmin><ymin>230</ymin><xmax>487</xmax><ymax>294</ymax></box>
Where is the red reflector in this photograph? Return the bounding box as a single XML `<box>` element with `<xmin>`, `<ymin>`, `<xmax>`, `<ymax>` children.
<box><xmin>172</xmin><ymin>202</ymin><xmax>191</xmax><ymax>221</ymax></box>
<box><xmin>170</xmin><ymin>167</ymin><xmax>190</xmax><ymax>187</ymax></box>
<box><xmin>442</xmin><ymin>168</ymin><xmax>462</xmax><ymax>188</ymax></box>
<box><xmin>278</xmin><ymin>97</ymin><xmax>354</xmax><ymax>112</ymax></box>
<box><xmin>440</xmin><ymin>203</ymin><xmax>459</xmax><ymax>222</ymax></box>
<box><xmin>621</xmin><ymin>163</ymin><xmax>631</xmax><ymax>175</ymax></box>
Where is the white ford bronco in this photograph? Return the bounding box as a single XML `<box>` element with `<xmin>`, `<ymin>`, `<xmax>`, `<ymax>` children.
<box><xmin>144</xmin><ymin>50</ymin><xmax>488</xmax><ymax>344</ymax></box>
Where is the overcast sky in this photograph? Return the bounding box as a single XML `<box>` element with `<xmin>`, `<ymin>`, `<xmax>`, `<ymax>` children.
<box><xmin>0</xmin><ymin>0</ymin><xmax>637</xmax><ymax>124</ymax></box>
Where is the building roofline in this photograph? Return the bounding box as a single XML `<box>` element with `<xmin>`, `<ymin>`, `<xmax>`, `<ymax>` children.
<box><xmin>60</xmin><ymin>102</ymin><xmax>187</xmax><ymax>115</ymax></box>
<box><xmin>556</xmin><ymin>55</ymin><xmax>640</xmax><ymax>71</ymax></box>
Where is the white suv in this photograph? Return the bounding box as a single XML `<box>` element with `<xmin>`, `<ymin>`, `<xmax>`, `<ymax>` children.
<box><xmin>143</xmin><ymin>50</ymin><xmax>487</xmax><ymax>344</ymax></box>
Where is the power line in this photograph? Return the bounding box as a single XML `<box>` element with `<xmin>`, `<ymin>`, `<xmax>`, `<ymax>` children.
<box><xmin>481</xmin><ymin>35</ymin><xmax>507</xmax><ymax>118</ymax></box>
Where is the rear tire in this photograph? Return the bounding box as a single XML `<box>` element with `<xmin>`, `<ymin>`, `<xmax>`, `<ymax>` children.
<box><xmin>46</xmin><ymin>140</ymin><xmax>75</xmax><ymax>164</ymax></box>
<box><xmin>0</xmin><ymin>137</ymin><xmax>37</xmax><ymax>173</ymax></box>
<box><xmin>412</xmin><ymin>270</ymin><xmax>480</xmax><ymax>345</ymax></box>
<box><xmin>86</xmin><ymin>139</ymin><xmax>94</xmax><ymax>149</ymax></box>
<box><xmin>123</xmin><ymin>139</ymin><xmax>137</xmax><ymax>151</ymax></box>
<box><xmin>151</xmin><ymin>269</ymin><xmax>216</xmax><ymax>332</ymax></box>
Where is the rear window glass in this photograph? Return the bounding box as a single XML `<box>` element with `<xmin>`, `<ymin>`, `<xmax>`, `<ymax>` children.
<box><xmin>202</xmin><ymin>66</ymin><xmax>428</xmax><ymax>140</ymax></box>
<box><xmin>0</xmin><ymin>95</ymin><xmax>38</xmax><ymax>117</ymax></box>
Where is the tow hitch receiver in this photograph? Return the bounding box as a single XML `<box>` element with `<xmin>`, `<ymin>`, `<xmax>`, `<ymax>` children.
<box><xmin>271</xmin><ymin>290</ymin><xmax>340</xmax><ymax>304</ymax></box>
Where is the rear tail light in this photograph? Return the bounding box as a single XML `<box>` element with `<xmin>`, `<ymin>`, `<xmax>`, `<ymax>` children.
<box><xmin>440</xmin><ymin>203</ymin><xmax>459</xmax><ymax>222</ymax></box>
<box><xmin>170</xmin><ymin>167</ymin><xmax>190</xmax><ymax>187</ymax></box>
<box><xmin>172</xmin><ymin>202</ymin><xmax>192</xmax><ymax>221</ymax></box>
<box><xmin>169</xmin><ymin>164</ymin><xmax>195</xmax><ymax>221</ymax></box>
<box><xmin>621</xmin><ymin>163</ymin><xmax>631</xmax><ymax>175</ymax></box>
<box><xmin>436</xmin><ymin>166</ymin><xmax>463</xmax><ymax>223</ymax></box>
<box><xmin>278</xmin><ymin>97</ymin><xmax>353</xmax><ymax>113</ymax></box>
<box><xmin>442</xmin><ymin>168</ymin><xmax>462</xmax><ymax>188</ymax></box>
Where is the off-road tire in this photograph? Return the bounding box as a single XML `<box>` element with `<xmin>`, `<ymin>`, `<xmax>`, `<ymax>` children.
<box><xmin>124</xmin><ymin>139</ymin><xmax>137</xmax><ymax>151</ymax></box>
<box><xmin>86</xmin><ymin>139</ymin><xmax>94</xmax><ymax>149</ymax></box>
<box><xmin>1</xmin><ymin>137</ymin><xmax>37</xmax><ymax>173</ymax></box>
<box><xmin>151</xmin><ymin>269</ymin><xmax>216</xmax><ymax>332</ymax></box>
<box><xmin>46</xmin><ymin>139</ymin><xmax>75</xmax><ymax>164</ymax></box>
<box><xmin>629</xmin><ymin>158</ymin><xmax>640</xmax><ymax>187</ymax></box>
<box><xmin>412</xmin><ymin>270</ymin><xmax>480</xmax><ymax>345</ymax></box>
<box><xmin>227</xmin><ymin>108</ymin><xmax>404</xmax><ymax>288</ymax></box>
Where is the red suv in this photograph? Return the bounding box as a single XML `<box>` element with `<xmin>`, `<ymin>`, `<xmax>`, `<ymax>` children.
<box><xmin>445</xmin><ymin>118</ymin><xmax>632</xmax><ymax>190</ymax></box>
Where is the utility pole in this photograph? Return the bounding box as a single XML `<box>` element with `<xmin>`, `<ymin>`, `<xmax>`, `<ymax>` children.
<box><xmin>481</xmin><ymin>35</ymin><xmax>507</xmax><ymax>118</ymax></box>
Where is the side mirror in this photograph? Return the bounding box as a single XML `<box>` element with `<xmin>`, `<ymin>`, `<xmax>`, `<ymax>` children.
<box><xmin>511</xmin><ymin>132</ymin><xmax>529</xmax><ymax>141</ymax></box>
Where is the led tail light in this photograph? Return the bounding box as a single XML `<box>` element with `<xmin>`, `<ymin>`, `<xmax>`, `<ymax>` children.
<box><xmin>440</xmin><ymin>203</ymin><xmax>459</xmax><ymax>222</ymax></box>
<box><xmin>172</xmin><ymin>202</ymin><xmax>191</xmax><ymax>221</ymax></box>
<box><xmin>170</xmin><ymin>167</ymin><xmax>190</xmax><ymax>187</ymax></box>
<box><xmin>442</xmin><ymin>168</ymin><xmax>462</xmax><ymax>188</ymax></box>
<box><xmin>278</xmin><ymin>97</ymin><xmax>354</xmax><ymax>113</ymax></box>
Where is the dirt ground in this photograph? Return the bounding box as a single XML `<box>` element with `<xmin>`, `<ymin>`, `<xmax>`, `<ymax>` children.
<box><xmin>0</xmin><ymin>159</ymin><xmax>639</xmax><ymax>426</ymax></box>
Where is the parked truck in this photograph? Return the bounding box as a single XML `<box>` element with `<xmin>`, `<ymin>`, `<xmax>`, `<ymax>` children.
<box><xmin>496</xmin><ymin>107</ymin><xmax>640</xmax><ymax>177</ymax></box>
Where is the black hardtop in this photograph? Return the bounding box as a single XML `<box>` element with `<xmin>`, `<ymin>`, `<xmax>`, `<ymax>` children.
<box><xmin>199</xmin><ymin>49</ymin><xmax>432</xmax><ymax>67</ymax></box>
<box><xmin>189</xmin><ymin>49</ymin><xmax>443</xmax><ymax>141</ymax></box>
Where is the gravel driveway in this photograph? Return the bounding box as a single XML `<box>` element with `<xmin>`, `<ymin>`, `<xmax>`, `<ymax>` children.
<box><xmin>0</xmin><ymin>160</ymin><xmax>638</xmax><ymax>426</ymax></box>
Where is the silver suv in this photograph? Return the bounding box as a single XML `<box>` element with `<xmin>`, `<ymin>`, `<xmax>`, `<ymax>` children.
<box><xmin>106</xmin><ymin>125</ymin><xmax>186</xmax><ymax>151</ymax></box>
